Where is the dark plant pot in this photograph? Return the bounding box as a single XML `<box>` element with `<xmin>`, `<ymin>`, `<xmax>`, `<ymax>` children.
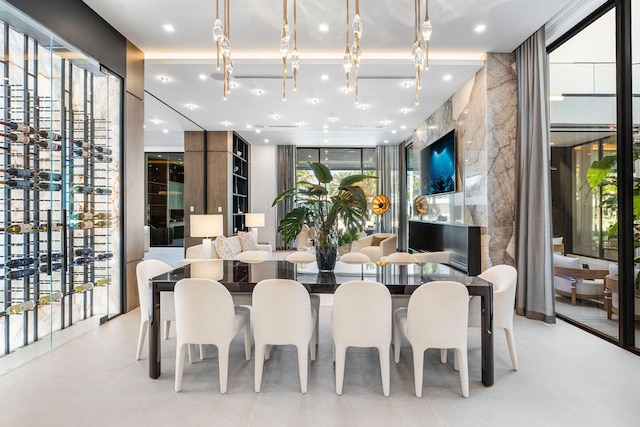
<box><xmin>316</xmin><ymin>245</ymin><xmax>337</xmax><ymax>272</ymax></box>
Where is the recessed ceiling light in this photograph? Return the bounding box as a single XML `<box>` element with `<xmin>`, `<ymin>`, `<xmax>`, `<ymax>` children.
<box><xmin>324</xmin><ymin>150</ymin><xmax>328</xmax><ymax>154</ymax></box>
<box><xmin>323</xmin><ymin>129</ymin><xmax>328</xmax><ymax>133</ymax></box>
<box><xmin>162</xmin><ymin>129</ymin><xmax>168</xmax><ymax>133</ymax></box>
<box><xmin>324</xmin><ymin>139</ymin><xmax>328</xmax><ymax>143</ymax></box>
<box><xmin>199</xmin><ymin>74</ymin><xmax>207</xmax><ymax>80</ymax></box>
<box><xmin>296</xmin><ymin>122</ymin><xmax>306</xmax><ymax>127</ymax></box>
<box><xmin>229</xmin><ymin>82</ymin><xmax>238</xmax><ymax>89</ymax></box>
<box><xmin>474</xmin><ymin>24</ymin><xmax>487</xmax><ymax>33</ymax></box>
<box><xmin>255</xmin><ymin>129</ymin><xmax>261</xmax><ymax>134</ymax></box>
<box><xmin>253</xmin><ymin>89</ymin><xmax>264</xmax><ymax>96</ymax></box>
<box><xmin>271</xmin><ymin>114</ymin><xmax>281</xmax><ymax>120</ymax></box>
<box><xmin>340</xmin><ymin>86</ymin><xmax>351</xmax><ymax>94</ymax></box>
<box><xmin>323</xmin><ymin>124</ymin><xmax>328</xmax><ymax>129</ymax></box>
<box><xmin>358</xmin><ymin>104</ymin><xmax>368</xmax><ymax>110</ymax></box>
<box><xmin>321</xmin><ymin>74</ymin><xmax>329</xmax><ymax>81</ymax></box>
<box><xmin>324</xmin><ymin>157</ymin><xmax>328</xmax><ymax>161</ymax></box>
<box><xmin>163</xmin><ymin>24</ymin><xmax>175</xmax><ymax>33</ymax></box>
<box><xmin>159</xmin><ymin>76</ymin><xmax>170</xmax><ymax>83</ymax></box>
<box><xmin>328</xmin><ymin>117</ymin><xmax>337</xmax><ymax>123</ymax></box>
<box><xmin>308</xmin><ymin>98</ymin><xmax>319</xmax><ymax>104</ymax></box>
<box><xmin>401</xmin><ymin>108</ymin><xmax>411</xmax><ymax>114</ymax></box>
<box><xmin>150</xmin><ymin>118</ymin><xmax>162</xmax><ymax>124</ymax></box>
<box><xmin>402</xmin><ymin>81</ymin><xmax>413</xmax><ymax>88</ymax></box>
<box><xmin>308</xmin><ymin>155</ymin><xmax>312</xmax><ymax>158</ymax></box>
<box><xmin>221</xmin><ymin>121</ymin><xmax>231</xmax><ymax>126</ymax></box>
<box><xmin>246</xmin><ymin>124</ymin><xmax>252</xmax><ymax>129</ymax></box>
<box><xmin>319</xmin><ymin>23</ymin><xmax>329</xmax><ymax>32</ymax></box>
<box><xmin>185</xmin><ymin>104</ymin><xmax>197</xmax><ymax>110</ymax></box>
<box><xmin>443</xmin><ymin>74</ymin><xmax>452</xmax><ymax>81</ymax></box>
<box><xmin>391</xmin><ymin>130</ymin><xmax>397</xmax><ymax>134</ymax></box>
<box><xmin>400</xmin><ymin>125</ymin><xmax>406</xmax><ymax>130</ymax></box>
<box><xmin>264</xmin><ymin>139</ymin><xmax>269</xmax><ymax>143</ymax></box>
<box><xmin>381</xmin><ymin>120</ymin><xmax>390</xmax><ymax>126</ymax></box>
<box><xmin>384</xmin><ymin>140</ymin><xmax>389</xmax><ymax>144</ymax></box>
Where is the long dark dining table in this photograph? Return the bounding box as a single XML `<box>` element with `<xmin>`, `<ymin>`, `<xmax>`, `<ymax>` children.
<box><xmin>148</xmin><ymin>259</ymin><xmax>494</xmax><ymax>386</ymax></box>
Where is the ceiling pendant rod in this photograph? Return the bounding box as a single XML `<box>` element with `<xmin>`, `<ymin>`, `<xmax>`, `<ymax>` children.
<box><xmin>215</xmin><ymin>0</ymin><xmax>221</xmax><ymax>71</ymax></box>
<box><xmin>424</xmin><ymin>0</ymin><xmax>430</xmax><ymax>70</ymax></box>
<box><xmin>292</xmin><ymin>0</ymin><xmax>299</xmax><ymax>90</ymax></box>
<box><xmin>281</xmin><ymin>0</ymin><xmax>289</xmax><ymax>100</ymax></box>
<box><xmin>354</xmin><ymin>0</ymin><xmax>361</xmax><ymax>104</ymax></box>
<box><xmin>344</xmin><ymin>0</ymin><xmax>351</xmax><ymax>90</ymax></box>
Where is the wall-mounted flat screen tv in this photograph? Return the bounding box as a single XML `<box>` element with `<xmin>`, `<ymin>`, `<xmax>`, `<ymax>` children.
<box><xmin>421</xmin><ymin>129</ymin><xmax>456</xmax><ymax>195</ymax></box>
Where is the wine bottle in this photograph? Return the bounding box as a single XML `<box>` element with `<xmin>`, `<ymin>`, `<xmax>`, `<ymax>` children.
<box><xmin>1</xmin><ymin>167</ymin><xmax>34</xmax><ymax>178</ymax></box>
<box><xmin>74</xmin><ymin>212</ymin><xmax>93</xmax><ymax>220</ymax></box>
<box><xmin>1</xmin><ymin>268</ymin><xmax>36</xmax><ymax>280</ymax></box>
<box><xmin>73</xmin><ymin>282</ymin><xmax>94</xmax><ymax>293</ymax></box>
<box><xmin>94</xmin><ymin>220</ymin><xmax>111</xmax><ymax>228</ymax></box>
<box><xmin>95</xmin><ymin>146</ymin><xmax>112</xmax><ymax>155</ymax></box>
<box><xmin>94</xmin><ymin>153</ymin><xmax>112</xmax><ymax>163</ymax></box>
<box><xmin>1</xmin><ymin>132</ymin><xmax>36</xmax><ymax>144</ymax></box>
<box><xmin>72</xmin><ymin>140</ymin><xmax>91</xmax><ymax>149</ymax></box>
<box><xmin>95</xmin><ymin>252</ymin><xmax>113</xmax><ymax>261</ymax></box>
<box><xmin>71</xmin><ymin>220</ymin><xmax>94</xmax><ymax>229</ymax></box>
<box><xmin>73</xmin><ymin>185</ymin><xmax>93</xmax><ymax>194</ymax></box>
<box><xmin>74</xmin><ymin>247</ymin><xmax>93</xmax><ymax>256</ymax></box>
<box><xmin>73</xmin><ymin>256</ymin><xmax>94</xmax><ymax>265</ymax></box>
<box><xmin>3</xmin><ymin>300</ymin><xmax>36</xmax><ymax>315</ymax></box>
<box><xmin>2</xmin><ymin>179</ymin><xmax>33</xmax><ymax>190</ymax></box>
<box><xmin>0</xmin><ymin>120</ymin><xmax>36</xmax><ymax>134</ymax></box>
<box><xmin>36</xmin><ymin>182</ymin><xmax>62</xmax><ymax>191</ymax></box>
<box><xmin>39</xmin><ymin>263</ymin><xmax>63</xmax><ymax>273</ymax></box>
<box><xmin>40</xmin><ymin>253</ymin><xmax>63</xmax><ymax>262</ymax></box>
<box><xmin>37</xmin><ymin>129</ymin><xmax>62</xmax><ymax>141</ymax></box>
<box><xmin>2</xmin><ymin>224</ymin><xmax>35</xmax><ymax>234</ymax></box>
<box><xmin>94</xmin><ymin>277</ymin><xmax>110</xmax><ymax>287</ymax></box>
<box><xmin>38</xmin><ymin>223</ymin><xmax>63</xmax><ymax>232</ymax></box>
<box><xmin>37</xmin><ymin>140</ymin><xmax>63</xmax><ymax>151</ymax></box>
<box><xmin>34</xmin><ymin>171</ymin><xmax>62</xmax><ymax>181</ymax></box>
<box><xmin>93</xmin><ymin>212</ymin><xmax>111</xmax><ymax>220</ymax></box>
<box><xmin>72</xmin><ymin>148</ymin><xmax>91</xmax><ymax>158</ymax></box>
<box><xmin>1</xmin><ymin>257</ymin><xmax>35</xmax><ymax>268</ymax></box>
<box><xmin>38</xmin><ymin>291</ymin><xmax>63</xmax><ymax>305</ymax></box>
<box><xmin>94</xmin><ymin>187</ymin><xmax>111</xmax><ymax>195</ymax></box>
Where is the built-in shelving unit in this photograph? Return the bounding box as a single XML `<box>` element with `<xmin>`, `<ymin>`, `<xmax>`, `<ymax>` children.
<box><xmin>231</xmin><ymin>133</ymin><xmax>249</xmax><ymax>234</ymax></box>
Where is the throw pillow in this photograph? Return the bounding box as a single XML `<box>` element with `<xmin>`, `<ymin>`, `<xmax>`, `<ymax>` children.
<box><xmin>214</xmin><ymin>236</ymin><xmax>235</xmax><ymax>260</ymax></box>
<box><xmin>371</xmin><ymin>235</ymin><xmax>386</xmax><ymax>247</ymax></box>
<box><xmin>238</xmin><ymin>231</ymin><xmax>258</xmax><ymax>251</ymax></box>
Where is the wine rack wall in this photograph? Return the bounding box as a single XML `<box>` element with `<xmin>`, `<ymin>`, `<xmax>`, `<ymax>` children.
<box><xmin>0</xmin><ymin>17</ymin><xmax>122</xmax><ymax>355</ymax></box>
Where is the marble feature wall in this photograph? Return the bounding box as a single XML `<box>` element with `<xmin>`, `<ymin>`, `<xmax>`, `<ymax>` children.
<box><xmin>412</xmin><ymin>53</ymin><xmax>517</xmax><ymax>269</ymax></box>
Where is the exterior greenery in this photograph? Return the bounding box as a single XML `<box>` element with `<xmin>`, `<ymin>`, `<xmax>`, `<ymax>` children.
<box><xmin>272</xmin><ymin>162</ymin><xmax>376</xmax><ymax>248</ymax></box>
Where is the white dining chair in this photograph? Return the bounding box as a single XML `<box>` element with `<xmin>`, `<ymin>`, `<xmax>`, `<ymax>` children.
<box><xmin>136</xmin><ymin>259</ymin><xmax>173</xmax><ymax>360</ymax></box>
<box><xmin>384</xmin><ymin>252</ymin><xmax>419</xmax><ymax>265</ymax></box>
<box><xmin>174</xmin><ymin>278</ymin><xmax>251</xmax><ymax>393</ymax></box>
<box><xmin>285</xmin><ymin>251</ymin><xmax>316</xmax><ymax>264</ymax></box>
<box><xmin>413</xmin><ymin>251</ymin><xmax>451</xmax><ymax>265</ymax></box>
<box><xmin>394</xmin><ymin>281</ymin><xmax>470</xmax><ymax>398</ymax></box>
<box><xmin>332</xmin><ymin>280</ymin><xmax>392</xmax><ymax>396</ymax></box>
<box><xmin>470</xmin><ymin>264</ymin><xmax>518</xmax><ymax>370</ymax></box>
<box><xmin>252</xmin><ymin>279</ymin><xmax>317</xmax><ymax>393</ymax></box>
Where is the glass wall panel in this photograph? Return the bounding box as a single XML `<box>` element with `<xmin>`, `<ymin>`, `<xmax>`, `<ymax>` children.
<box><xmin>549</xmin><ymin>9</ymin><xmax>618</xmax><ymax>338</ymax></box>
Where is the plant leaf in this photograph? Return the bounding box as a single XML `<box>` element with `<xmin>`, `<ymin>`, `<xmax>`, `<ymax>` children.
<box><xmin>586</xmin><ymin>155</ymin><xmax>616</xmax><ymax>189</ymax></box>
<box><xmin>271</xmin><ymin>187</ymin><xmax>298</xmax><ymax>207</ymax></box>
<box><xmin>339</xmin><ymin>174</ymin><xmax>377</xmax><ymax>187</ymax></box>
<box><xmin>276</xmin><ymin>207</ymin><xmax>311</xmax><ymax>245</ymax></box>
<box><xmin>309</xmin><ymin>162</ymin><xmax>332</xmax><ymax>184</ymax></box>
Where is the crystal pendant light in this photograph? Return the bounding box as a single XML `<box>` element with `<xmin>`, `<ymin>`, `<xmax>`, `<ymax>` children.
<box><xmin>213</xmin><ymin>1</ymin><xmax>223</xmax><ymax>71</ymax></box>
<box><xmin>281</xmin><ymin>0</ymin><xmax>289</xmax><ymax>100</ymax></box>
<box><xmin>412</xmin><ymin>0</ymin><xmax>431</xmax><ymax>105</ymax></box>
<box><xmin>343</xmin><ymin>0</ymin><xmax>352</xmax><ymax>90</ymax></box>
<box><xmin>353</xmin><ymin>0</ymin><xmax>362</xmax><ymax>103</ymax></box>
<box><xmin>290</xmin><ymin>0</ymin><xmax>299</xmax><ymax>90</ymax></box>
<box><xmin>421</xmin><ymin>0</ymin><xmax>432</xmax><ymax>70</ymax></box>
<box><xmin>222</xmin><ymin>0</ymin><xmax>231</xmax><ymax>100</ymax></box>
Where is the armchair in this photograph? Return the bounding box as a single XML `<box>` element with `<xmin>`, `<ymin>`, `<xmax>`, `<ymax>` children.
<box><xmin>350</xmin><ymin>233</ymin><xmax>397</xmax><ymax>263</ymax></box>
<box><xmin>296</xmin><ymin>224</ymin><xmax>315</xmax><ymax>251</ymax></box>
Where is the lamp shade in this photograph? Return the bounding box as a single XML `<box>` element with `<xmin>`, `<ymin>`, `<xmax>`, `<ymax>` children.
<box><xmin>190</xmin><ymin>214</ymin><xmax>223</xmax><ymax>238</ymax></box>
<box><xmin>245</xmin><ymin>213</ymin><xmax>265</xmax><ymax>228</ymax></box>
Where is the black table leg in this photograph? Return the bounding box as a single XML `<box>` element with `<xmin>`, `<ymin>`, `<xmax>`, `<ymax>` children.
<box><xmin>149</xmin><ymin>283</ymin><xmax>161</xmax><ymax>379</ymax></box>
<box><xmin>480</xmin><ymin>288</ymin><xmax>494</xmax><ymax>386</ymax></box>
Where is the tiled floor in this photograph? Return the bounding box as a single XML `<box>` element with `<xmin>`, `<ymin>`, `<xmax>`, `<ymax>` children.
<box><xmin>2</xmin><ymin>294</ymin><xmax>640</xmax><ymax>426</ymax></box>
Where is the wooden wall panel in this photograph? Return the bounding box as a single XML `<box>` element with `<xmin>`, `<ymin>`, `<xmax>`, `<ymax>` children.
<box><xmin>184</xmin><ymin>132</ymin><xmax>206</xmax><ymax>253</ymax></box>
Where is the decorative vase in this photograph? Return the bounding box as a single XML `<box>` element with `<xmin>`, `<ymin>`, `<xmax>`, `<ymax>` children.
<box><xmin>316</xmin><ymin>244</ymin><xmax>337</xmax><ymax>272</ymax></box>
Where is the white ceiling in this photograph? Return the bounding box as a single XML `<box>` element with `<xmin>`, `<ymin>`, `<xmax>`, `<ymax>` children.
<box><xmin>82</xmin><ymin>0</ymin><xmax>574</xmax><ymax>148</ymax></box>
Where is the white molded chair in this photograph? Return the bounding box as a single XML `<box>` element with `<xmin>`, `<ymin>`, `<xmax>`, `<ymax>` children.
<box><xmin>136</xmin><ymin>259</ymin><xmax>173</xmax><ymax>360</ymax></box>
<box><xmin>253</xmin><ymin>279</ymin><xmax>317</xmax><ymax>393</ymax></box>
<box><xmin>332</xmin><ymin>280</ymin><xmax>391</xmax><ymax>396</ymax></box>
<box><xmin>339</xmin><ymin>252</ymin><xmax>370</xmax><ymax>264</ymax></box>
<box><xmin>174</xmin><ymin>278</ymin><xmax>251</xmax><ymax>393</ymax></box>
<box><xmin>384</xmin><ymin>252</ymin><xmax>419</xmax><ymax>265</ymax></box>
<box><xmin>350</xmin><ymin>233</ymin><xmax>397</xmax><ymax>262</ymax></box>
<box><xmin>236</xmin><ymin>250</ymin><xmax>270</xmax><ymax>263</ymax></box>
<box><xmin>285</xmin><ymin>251</ymin><xmax>316</xmax><ymax>264</ymax></box>
<box><xmin>470</xmin><ymin>265</ymin><xmax>518</xmax><ymax>370</ymax></box>
<box><xmin>394</xmin><ymin>281</ymin><xmax>470</xmax><ymax>398</ymax></box>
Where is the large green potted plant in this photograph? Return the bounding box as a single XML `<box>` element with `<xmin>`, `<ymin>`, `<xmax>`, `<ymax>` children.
<box><xmin>272</xmin><ymin>162</ymin><xmax>376</xmax><ymax>271</ymax></box>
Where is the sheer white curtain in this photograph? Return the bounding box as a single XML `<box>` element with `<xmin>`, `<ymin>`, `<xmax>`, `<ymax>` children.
<box><xmin>515</xmin><ymin>27</ymin><xmax>556</xmax><ymax>323</ymax></box>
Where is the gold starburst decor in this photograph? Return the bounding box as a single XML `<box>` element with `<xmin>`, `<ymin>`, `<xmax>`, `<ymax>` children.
<box><xmin>372</xmin><ymin>194</ymin><xmax>390</xmax><ymax>216</ymax></box>
<box><xmin>414</xmin><ymin>195</ymin><xmax>428</xmax><ymax>215</ymax></box>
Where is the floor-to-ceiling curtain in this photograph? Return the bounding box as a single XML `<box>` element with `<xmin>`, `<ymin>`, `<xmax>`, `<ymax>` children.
<box><xmin>515</xmin><ymin>27</ymin><xmax>555</xmax><ymax>323</ymax></box>
<box><xmin>276</xmin><ymin>145</ymin><xmax>295</xmax><ymax>250</ymax></box>
<box><xmin>377</xmin><ymin>145</ymin><xmax>401</xmax><ymax>238</ymax></box>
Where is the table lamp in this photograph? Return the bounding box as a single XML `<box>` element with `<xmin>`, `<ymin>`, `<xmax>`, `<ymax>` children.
<box><xmin>245</xmin><ymin>212</ymin><xmax>265</xmax><ymax>239</ymax></box>
<box><xmin>190</xmin><ymin>214</ymin><xmax>223</xmax><ymax>259</ymax></box>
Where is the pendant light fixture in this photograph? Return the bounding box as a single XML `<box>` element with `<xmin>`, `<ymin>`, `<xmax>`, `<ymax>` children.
<box><xmin>214</xmin><ymin>0</ymin><xmax>232</xmax><ymax>100</ymax></box>
<box><xmin>343</xmin><ymin>0</ymin><xmax>362</xmax><ymax>104</ymax></box>
<box><xmin>343</xmin><ymin>0</ymin><xmax>353</xmax><ymax>91</ymax></box>
<box><xmin>413</xmin><ymin>0</ymin><xmax>432</xmax><ymax>105</ymax></box>
<box><xmin>213</xmin><ymin>0</ymin><xmax>223</xmax><ymax>71</ymax></box>
<box><xmin>291</xmin><ymin>0</ymin><xmax>300</xmax><ymax>91</ymax></box>
<box><xmin>280</xmin><ymin>0</ymin><xmax>290</xmax><ymax>100</ymax></box>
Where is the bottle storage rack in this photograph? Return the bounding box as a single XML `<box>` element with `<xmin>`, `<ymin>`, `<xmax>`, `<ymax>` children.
<box><xmin>232</xmin><ymin>133</ymin><xmax>249</xmax><ymax>234</ymax></box>
<box><xmin>0</xmin><ymin>17</ymin><xmax>122</xmax><ymax>356</ymax></box>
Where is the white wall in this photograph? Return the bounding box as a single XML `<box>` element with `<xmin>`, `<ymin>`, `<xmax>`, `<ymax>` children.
<box><xmin>250</xmin><ymin>144</ymin><xmax>278</xmax><ymax>247</ymax></box>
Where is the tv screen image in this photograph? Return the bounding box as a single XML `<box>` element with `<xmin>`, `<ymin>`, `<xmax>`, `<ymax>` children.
<box><xmin>421</xmin><ymin>129</ymin><xmax>456</xmax><ymax>195</ymax></box>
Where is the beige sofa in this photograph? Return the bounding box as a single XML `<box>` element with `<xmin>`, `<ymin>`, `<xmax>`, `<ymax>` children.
<box><xmin>553</xmin><ymin>254</ymin><xmax>608</xmax><ymax>305</ymax></box>
<box><xmin>350</xmin><ymin>233</ymin><xmax>397</xmax><ymax>262</ymax></box>
<box><xmin>186</xmin><ymin>236</ymin><xmax>272</xmax><ymax>260</ymax></box>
